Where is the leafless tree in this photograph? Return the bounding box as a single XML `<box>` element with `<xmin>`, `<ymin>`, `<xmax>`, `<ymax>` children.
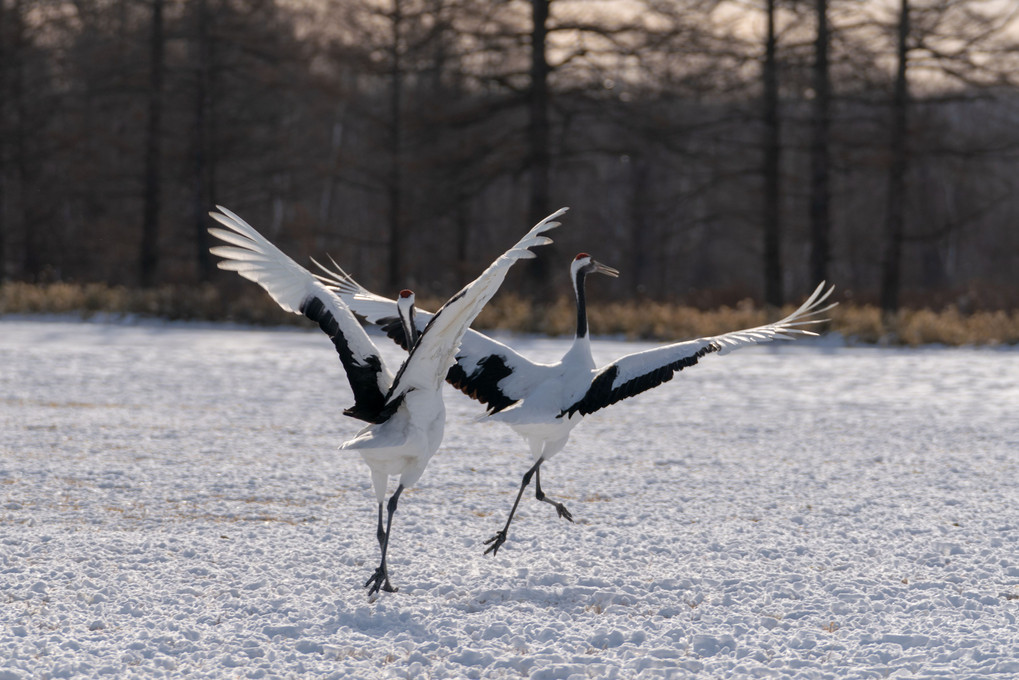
<box><xmin>528</xmin><ymin>0</ymin><xmax>550</xmax><ymax>236</ymax></box>
<box><xmin>809</xmin><ymin>0</ymin><xmax>831</xmax><ymax>287</ymax></box>
<box><xmin>140</xmin><ymin>0</ymin><xmax>164</xmax><ymax>287</ymax></box>
<box><xmin>186</xmin><ymin>0</ymin><xmax>216</xmax><ymax>283</ymax></box>
<box><xmin>762</xmin><ymin>0</ymin><xmax>784</xmax><ymax>306</ymax></box>
<box><xmin>880</xmin><ymin>0</ymin><xmax>909</xmax><ymax>315</ymax></box>
<box><xmin>0</xmin><ymin>0</ymin><xmax>9</xmax><ymax>281</ymax></box>
<box><xmin>3</xmin><ymin>0</ymin><xmax>1017</xmax><ymax>310</ymax></box>
<box><xmin>11</xmin><ymin>0</ymin><xmax>40</xmax><ymax>281</ymax></box>
<box><xmin>871</xmin><ymin>0</ymin><xmax>1019</xmax><ymax>313</ymax></box>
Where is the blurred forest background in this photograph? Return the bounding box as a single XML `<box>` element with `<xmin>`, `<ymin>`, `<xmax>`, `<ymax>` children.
<box><xmin>1</xmin><ymin>0</ymin><xmax>1018</xmax><ymax>315</ymax></box>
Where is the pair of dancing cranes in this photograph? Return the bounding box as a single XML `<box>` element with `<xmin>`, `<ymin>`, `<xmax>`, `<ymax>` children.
<box><xmin>208</xmin><ymin>206</ymin><xmax>835</xmax><ymax>597</ymax></box>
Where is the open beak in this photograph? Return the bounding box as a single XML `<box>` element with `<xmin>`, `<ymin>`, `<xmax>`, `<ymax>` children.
<box><xmin>593</xmin><ymin>260</ymin><xmax>619</xmax><ymax>278</ymax></box>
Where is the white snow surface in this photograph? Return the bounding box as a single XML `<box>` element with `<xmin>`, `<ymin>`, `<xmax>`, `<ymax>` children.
<box><xmin>2</xmin><ymin>318</ymin><xmax>1018</xmax><ymax>679</ymax></box>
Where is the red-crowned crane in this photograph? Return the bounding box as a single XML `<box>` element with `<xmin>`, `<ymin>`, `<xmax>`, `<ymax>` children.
<box><xmin>207</xmin><ymin>206</ymin><xmax>565</xmax><ymax>593</ymax></box>
<box><xmin>320</xmin><ymin>254</ymin><xmax>836</xmax><ymax>555</ymax></box>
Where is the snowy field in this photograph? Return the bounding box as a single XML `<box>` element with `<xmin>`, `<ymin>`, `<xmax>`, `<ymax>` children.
<box><xmin>2</xmin><ymin>317</ymin><xmax>1018</xmax><ymax>679</ymax></box>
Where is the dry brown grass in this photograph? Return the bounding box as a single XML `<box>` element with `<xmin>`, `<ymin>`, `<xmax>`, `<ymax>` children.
<box><xmin>2</xmin><ymin>282</ymin><xmax>1017</xmax><ymax>346</ymax></box>
<box><xmin>826</xmin><ymin>303</ymin><xmax>1019</xmax><ymax>346</ymax></box>
<box><xmin>0</xmin><ymin>281</ymin><xmax>294</xmax><ymax>325</ymax></box>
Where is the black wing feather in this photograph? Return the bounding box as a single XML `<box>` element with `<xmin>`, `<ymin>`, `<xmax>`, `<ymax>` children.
<box><xmin>446</xmin><ymin>354</ymin><xmax>518</xmax><ymax>414</ymax></box>
<box><xmin>379</xmin><ymin>313</ymin><xmax>519</xmax><ymax>415</ymax></box>
<box><xmin>561</xmin><ymin>344</ymin><xmax>719</xmax><ymax>418</ymax></box>
<box><xmin>378</xmin><ymin>316</ymin><xmax>412</xmax><ymax>351</ymax></box>
<box><xmin>300</xmin><ymin>295</ymin><xmax>395</xmax><ymax>423</ymax></box>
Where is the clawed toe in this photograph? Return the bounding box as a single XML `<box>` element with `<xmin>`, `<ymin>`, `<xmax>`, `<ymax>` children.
<box><xmin>556</xmin><ymin>503</ymin><xmax>574</xmax><ymax>522</ymax></box>
<box><xmin>364</xmin><ymin>567</ymin><xmax>397</xmax><ymax>596</ymax></box>
<box><xmin>364</xmin><ymin>570</ymin><xmax>383</xmax><ymax>595</ymax></box>
<box><xmin>484</xmin><ymin>531</ymin><xmax>507</xmax><ymax>556</ymax></box>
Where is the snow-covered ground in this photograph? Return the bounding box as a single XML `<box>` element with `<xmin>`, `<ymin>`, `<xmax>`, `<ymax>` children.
<box><xmin>1</xmin><ymin>317</ymin><xmax>1017</xmax><ymax>679</ymax></box>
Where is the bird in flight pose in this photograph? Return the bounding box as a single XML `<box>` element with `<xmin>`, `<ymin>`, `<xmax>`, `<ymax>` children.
<box><xmin>324</xmin><ymin>253</ymin><xmax>836</xmax><ymax>556</ymax></box>
<box><xmin>207</xmin><ymin>205</ymin><xmax>565</xmax><ymax>594</ymax></box>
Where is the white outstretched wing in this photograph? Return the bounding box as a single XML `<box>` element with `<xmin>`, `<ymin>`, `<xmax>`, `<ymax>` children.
<box><xmin>319</xmin><ymin>263</ymin><xmax>543</xmax><ymax>414</ymax></box>
<box><xmin>382</xmin><ymin>208</ymin><xmax>565</xmax><ymax>400</ymax></box>
<box><xmin>561</xmin><ymin>282</ymin><xmax>837</xmax><ymax>417</ymax></box>
<box><xmin>208</xmin><ymin>206</ymin><xmax>396</xmax><ymax>422</ymax></box>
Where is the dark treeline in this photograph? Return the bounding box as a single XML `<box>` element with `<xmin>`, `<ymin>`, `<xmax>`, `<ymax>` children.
<box><xmin>1</xmin><ymin>0</ymin><xmax>1017</xmax><ymax>310</ymax></box>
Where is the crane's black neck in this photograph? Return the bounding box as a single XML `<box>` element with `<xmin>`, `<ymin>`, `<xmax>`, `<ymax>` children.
<box><xmin>400</xmin><ymin>305</ymin><xmax>419</xmax><ymax>349</ymax></box>
<box><xmin>575</xmin><ymin>269</ymin><xmax>589</xmax><ymax>339</ymax></box>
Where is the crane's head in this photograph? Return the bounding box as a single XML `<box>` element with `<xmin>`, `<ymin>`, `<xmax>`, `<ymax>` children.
<box><xmin>571</xmin><ymin>253</ymin><xmax>619</xmax><ymax>280</ymax></box>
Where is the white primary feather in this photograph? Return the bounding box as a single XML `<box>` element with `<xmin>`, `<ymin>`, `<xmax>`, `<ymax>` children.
<box><xmin>605</xmin><ymin>281</ymin><xmax>836</xmax><ymax>391</ymax></box>
<box><xmin>209</xmin><ymin>206</ymin><xmax>395</xmax><ymax>398</ymax></box>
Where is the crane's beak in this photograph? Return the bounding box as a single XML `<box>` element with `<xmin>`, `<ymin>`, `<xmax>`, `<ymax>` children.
<box><xmin>593</xmin><ymin>260</ymin><xmax>619</xmax><ymax>278</ymax></box>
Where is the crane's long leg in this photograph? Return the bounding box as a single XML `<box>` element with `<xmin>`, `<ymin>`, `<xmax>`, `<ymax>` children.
<box><xmin>374</xmin><ymin>502</ymin><xmax>386</xmax><ymax>550</ymax></box>
<box><xmin>534</xmin><ymin>466</ymin><xmax>573</xmax><ymax>522</ymax></box>
<box><xmin>485</xmin><ymin>459</ymin><xmax>543</xmax><ymax>556</ymax></box>
<box><xmin>365</xmin><ymin>485</ymin><xmax>403</xmax><ymax>596</ymax></box>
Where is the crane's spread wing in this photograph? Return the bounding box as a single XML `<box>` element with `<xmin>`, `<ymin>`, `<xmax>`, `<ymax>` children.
<box><xmin>381</xmin><ymin>208</ymin><xmax>564</xmax><ymax>400</ymax></box>
<box><xmin>444</xmin><ymin>342</ymin><xmax>535</xmax><ymax>415</ymax></box>
<box><xmin>312</xmin><ymin>258</ymin><xmax>435</xmax><ymax>352</ymax></box>
<box><xmin>561</xmin><ymin>282</ymin><xmax>837</xmax><ymax>418</ymax></box>
<box><xmin>208</xmin><ymin>206</ymin><xmax>397</xmax><ymax>423</ymax></box>
<box><xmin>317</xmin><ymin>264</ymin><xmax>542</xmax><ymax>415</ymax></box>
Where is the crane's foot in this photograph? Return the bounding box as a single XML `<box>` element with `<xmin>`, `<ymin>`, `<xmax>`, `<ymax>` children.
<box><xmin>551</xmin><ymin>501</ymin><xmax>573</xmax><ymax>523</ymax></box>
<box><xmin>365</xmin><ymin>566</ymin><xmax>398</xmax><ymax>596</ymax></box>
<box><xmin>484</xmin><ymin>530</ymin><xmax>508</xmax><ymax>556</ymax></box>
<box><xmin>536</xmin><ymin>488</ymin><xmax>573</xmax><ymax>523</ymax></box>
<box><xmin>534</xmin><ymin>466</ymin><xmax>574</xmax><ymax>523</ymax></box>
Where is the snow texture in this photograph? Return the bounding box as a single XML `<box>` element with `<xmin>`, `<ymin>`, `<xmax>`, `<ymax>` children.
<box><xmin>2</xmin><ymin>318</ymin><xmax>1018</xmax><ymax>679</ymax></box>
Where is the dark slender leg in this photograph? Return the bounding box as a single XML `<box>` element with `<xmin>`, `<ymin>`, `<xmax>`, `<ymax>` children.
<box><xmin>365</xmin><ymin>485</ymin><xmax>403</xmax><ymax>596</ymax></box>
<box><xmin>535</xmin><ymin>466</ymin><xmax>573</xmax><ymax>522</ymax></box>
<box><xmin>485</xmin><ymin>459</ymin><xmax>543</xmax><ymax>556</ymax></box>
<box><xmin>375</xmin><ymin>503</ymin><xmax>386</xmax><ymax>549</ymax></box>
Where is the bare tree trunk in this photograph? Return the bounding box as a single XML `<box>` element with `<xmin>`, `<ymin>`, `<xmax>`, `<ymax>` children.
<box><xmin>0</xmin><ymin>0</ymin><xmax>8</xmax><ymax>281</ymax></box>
<box><xmin>319</xmin><ymin>112</ymin><xmax>345</xmax><ymax>230</ymax></box>
<box><xmin>529</xmin><ymin>0</ymin><xmax>550</xmax><ymax>225</ymax></box>
<box><xmin>11</xmin><ymin>0</ymin><xmax>39</xmax><ymax>281</ymax></box>
<box><xmin>762</xmin><ymin>0</ymin><xmax>783</xmax><ymax>306</ymax></box>
<box><xmin>809</xmin><ymin>0</ymin><xmax>831</xmax><ymax>287</ymax></box>
<box><xmin>881</xmin><ymin>0</ymin><xmax>909</xmax><ymax>315</ymax></box>
<box><xmin>191</xmin><ymin>0</ymin><xmax>213</xmax><ymax>282</ymax></box>
<box><xmin>454</xmin><ymin>193</ymin><xmax>469</xmax><ymax>281</ymax></box>
<box><xmin>386</xmin><ymin>0</ymin><xmax>404</xmax><ymax>291</ymax></box>
<box><xmin>140</xmin><ymin>0</ymin><xmax>164</xmax><ymax>287</ymax></box>
<box><xmin>629</xmin><ymin>155</ymin><xmax>649</xmax><ymax>297</ymax></box>
<box><xmin>528</xmin><ymin>0</ymin><xmax>553</xmax><ymax>286</ymax></box>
